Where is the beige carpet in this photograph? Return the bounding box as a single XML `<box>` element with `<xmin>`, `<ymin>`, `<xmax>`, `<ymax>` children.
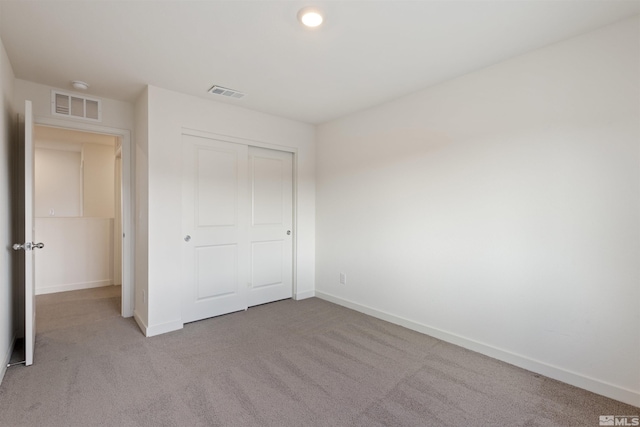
<box><xmin>0</xmin><ymin>286</ymin><xmax>635</xmax><ymax>426</ymax></box>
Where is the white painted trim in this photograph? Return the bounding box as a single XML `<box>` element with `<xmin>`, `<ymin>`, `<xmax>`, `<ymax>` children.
<box><xmin>35</xmin><ymin>280</ymin><xmax>112</xmax><ymax>295</ymax></box>
<box><xmin>182</xmin><ymin>128</ymin><xmax>298</xmax><ymax>155</ymax></box>
<box><xmin>133</xmin><ymin>310</ymin><xmax>148</xmax><ymax>336</ymax></box>
<box><xmin>291</xmin><ymin>149</ymin><xmax>299</xmax><ymax>301</ymax></box>
<box><xmin>0</xmin><ymin>333</ymin><xmax>16</xmax><ymax>384</ymax></box>
<box><xmin>315</xmin><ymin>291</ymin><xmax>640</xmax><ymax>408</ymax></box>
<box><xmin>146</xmin><ymin>319</ymin><xmax>183</xmax><ymax>338</ymax></box>
<box><xmin>33</xmin><ymin>116</ymin><xmax>134</xmax><ymax>318</ymax></box>
<box><xmin>294</xmin><ymin>290</ymin><xmax>315</xmax><ymax>300</ymax></box>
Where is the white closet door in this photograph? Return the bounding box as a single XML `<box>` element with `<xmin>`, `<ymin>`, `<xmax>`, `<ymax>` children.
<box><xmin>248</xmin><ymin>147</ymin><xmax>293</xmax><ymax>307</ymax></box>
<box><xmin>182</xmin><ymin>135</ymin><xmax>249</xmax><ymax>323</ymax></box>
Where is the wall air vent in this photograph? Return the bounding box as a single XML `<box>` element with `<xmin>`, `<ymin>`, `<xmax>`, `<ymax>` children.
<box><xmin>208</xmin><ymin>85</ymin><xmax>246</xmax><ymax>99</ymax></box>
<box><xmin>51</xmin><ymin>90</ymin><xmax>102</xmax><ymax>122</ymax></box>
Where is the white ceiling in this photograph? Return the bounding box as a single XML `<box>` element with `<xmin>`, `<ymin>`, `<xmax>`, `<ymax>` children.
<box><xmin>1</xmin><ymin>1</ymin><xmax>639</xmax><ymax>124</ymax></box>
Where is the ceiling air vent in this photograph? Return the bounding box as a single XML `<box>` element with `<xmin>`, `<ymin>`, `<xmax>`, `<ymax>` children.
<box><xmin>208</xmin><ymin>85</ymin><xmax>246</xmax><ymax>99</ymax></box>
<box><xmin>51</xmin><ymin>90</ymin><xmax>102</xmax><ymax>122</ymax></box>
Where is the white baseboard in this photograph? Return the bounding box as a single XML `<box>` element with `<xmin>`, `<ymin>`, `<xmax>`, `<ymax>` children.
<box><xmin>133</xmin><ymin>311</ymin><xmax>182</xmax><ymax>338</ymax></box>
<box><xmin>294</xmin><ymin>290</ymin><xmax>315</xmax><ymax>300</ymax></box>
<box><xmin>315</xmin><ymin>291</ymin><xmax>640</xmax><ymax>408</ymax></box>
<box><xmin>145</xmin><ymin>319</ymin><xmax>183</xmax><ymax>338</ymax></box>
<box><xmin>133</xmin><ymin>310</ymin><xmax>148</xmax><ymax>336</ymax></box>
<box><xmin>0</xmin><ymin>333</ymin><xmax>16</xmax><ymax>385</ymax></box>
<box><xmin>36</xmin><ymin>279</ymin><xmax>112</xmax><ymax>295</ymax></box>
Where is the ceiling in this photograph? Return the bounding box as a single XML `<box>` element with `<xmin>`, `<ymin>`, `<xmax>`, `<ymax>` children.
<box><xmin>1</xmin><ymin>1</ymin><xmax>639</xmax><ymax>124</ymax></box>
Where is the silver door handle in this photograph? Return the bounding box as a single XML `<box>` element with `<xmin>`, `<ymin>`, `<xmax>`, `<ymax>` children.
<box><xmin>184</xmin><ymin>235</ymin><xmax>191</xmax><ymax>242</ymax></box>
<box><xmin>287</xmin><ymin>230</ymin><xmax>291</xmax><ymax>235</ymax></box>
<box><xmin>13</xmin><ymin>242</ymin><xmax>45</xmax><ymax>251</ymax></box>
<box><xmin>12</xmin><ymin>242</ymin><xmax>31</xmax><ymax>251</ymax></box>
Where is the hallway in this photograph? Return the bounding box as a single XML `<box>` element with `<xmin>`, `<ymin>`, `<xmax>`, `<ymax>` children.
<box><xmin>36</xmin><ymin>285</ymin><xmax>121</xmax><ymax>334</ymax></box>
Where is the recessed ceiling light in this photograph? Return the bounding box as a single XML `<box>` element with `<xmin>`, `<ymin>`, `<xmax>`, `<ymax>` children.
<box><xmin>298</xmin><ymin>7</ymin><xmax>323</xmax><ymax>28</ymax></box>
<box><xmin>71</xmin><ymin>80</ymin><xmax>89</xmax><ymax>90</ymax></box>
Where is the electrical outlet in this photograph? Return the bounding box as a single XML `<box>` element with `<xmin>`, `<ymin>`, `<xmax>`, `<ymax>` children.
<box><xmin>339</xmin><ymin>272</ymin><xmax>347</xmax><ymax>285</ymax></box>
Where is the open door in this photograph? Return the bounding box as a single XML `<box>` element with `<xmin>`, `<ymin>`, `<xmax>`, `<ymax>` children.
<box><xmin>12</xmin><ymin>100</ymin><xmax>42</xmax><ymax>366</ymax></box>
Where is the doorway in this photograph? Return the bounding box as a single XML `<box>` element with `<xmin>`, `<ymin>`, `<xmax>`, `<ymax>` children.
<box><xmin>34</xmin><ymin>126</ymin><xmax>120</xmax><ymax>299</ymax></box>
<box><xmin>32</xmin><ymin>119</ymin><xmax>133</xmax><ymax>318</ymax></box>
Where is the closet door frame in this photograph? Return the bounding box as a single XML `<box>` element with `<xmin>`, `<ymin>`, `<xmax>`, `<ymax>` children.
<box><xmin>181</xmin><ymin>128</ymin><xmax>299</xmax><ymax>304</ymax></box>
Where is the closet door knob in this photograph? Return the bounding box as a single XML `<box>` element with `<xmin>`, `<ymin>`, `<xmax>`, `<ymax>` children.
<box><xmin>184</xmin><ymin>235</ymin><xmax>191</xmax><ymax>242</ymax></box>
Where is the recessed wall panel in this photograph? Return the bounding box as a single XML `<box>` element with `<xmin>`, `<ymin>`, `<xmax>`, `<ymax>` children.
<box><xmin>197</xmin><ymin>148</ymin><xmax>237</xmax><ymax>227</ymax></box>
<box><xmin>252</xmin><ymin>157</ymin><xmax>283</xmax><ymax>225</ymax></box>
<box><xmin>251</xmin><ymin>240</ymin><xmax>283</xmax><ymax>288</ymax></box>
<box><xmin>196</xmin><ymin>244</ymin><xmax>237</xmax><ymax>299</ymax></box>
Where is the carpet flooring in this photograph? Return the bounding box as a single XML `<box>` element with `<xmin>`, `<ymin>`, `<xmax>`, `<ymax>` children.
<box><xmin>0</xmin><ymin>286</ymin><xmax>636</xmax><ymax>426</ymax></box>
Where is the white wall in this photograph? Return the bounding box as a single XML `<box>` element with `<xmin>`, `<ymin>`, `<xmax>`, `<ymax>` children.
<box><xmin>35</xmin><ymin>218</ymin><xmax>113</xmax><ymax>294</ymax></box>
<box><xmin>316</xmin><ymin>16</ymin><xmax>640</xmax><ymax>406</ymax></box>
<box><xmin>0</xmin><ymin>30</ymin><xmax>16</xmax><ymax>382</ymax></box>
<box><xmin>138</xmin><ymin>85</ymin><xmax>315</xmax><ymax>336</ymax></box>
<box><xmin>14</xmin><ymin>79</ymin><xmax>134</xmax><ymax>131</ymax></box>
<box><xmin>34</xmin><ymin>147</ymin><xmax>82</xmax><ymax>217</ymax></box>
<box><xmin>33</xmin><ymin>140</ymin><xmax>116</xmax><ymax>294</ymax></box>
<box><xmin>114</xmin><ymin>156</ymin><xmax>122</xmax><ymax>286</ymax></box>
<box><xmin>134</xmin><ymin>87</ymin><xmax>149</xmax><ymax>330</ymax></box>
<box><xmin>82</xmin><ymin>143</ymin><xmax>115</xmax><ymax>218</ymax></box>
<box><xmin>35</xmin><ymin>143</ymin><xmax>116</xmax><ymax>220</ymax></box>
